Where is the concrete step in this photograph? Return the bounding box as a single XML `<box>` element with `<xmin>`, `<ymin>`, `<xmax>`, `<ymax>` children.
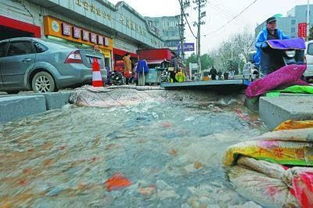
<box><xmin>0</xmin><ymin>95</ymin><xmax>46</xmax><ymax>123</ymax></box>
<box><xmin>259</xmin><ymin>95</ymin><xmax>313</xmax><ymax>129</ymax></box>
<box><xmin>0</xmin><ymin>92</ymin><xmax>72</xmax><ymax>123</ymax></box>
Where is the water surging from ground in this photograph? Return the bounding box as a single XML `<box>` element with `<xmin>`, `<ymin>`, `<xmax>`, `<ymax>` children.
<box><xmin>0</xmin><ymin>89</ymin><xmax>264</xmax><ymax>208</ymax></box>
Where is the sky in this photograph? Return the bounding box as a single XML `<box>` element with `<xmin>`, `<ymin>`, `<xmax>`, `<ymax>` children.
<box><xmin>109</xmin><ymin>0</ymin><xmax>309</xmax><ymax>54</ymax></box>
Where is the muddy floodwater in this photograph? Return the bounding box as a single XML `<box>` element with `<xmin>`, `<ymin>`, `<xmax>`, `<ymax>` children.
<box><xmin>0</xmin><ymin>89</ymin><xmax>265</xmax><ymax>208</ymax></box>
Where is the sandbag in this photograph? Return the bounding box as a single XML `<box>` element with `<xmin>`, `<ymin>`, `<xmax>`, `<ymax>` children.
<box><xmin>274</xmin><ymin>120</ymin><xmax>313</xmax><ymax>131</ymax></box>
<box><xmin>223</xmin><ymin>126</ymin><xmax>313</xmax><ymax>167</ymax></box>
<box><xmin>266</xmin><ymin>85</ymin><xmax>313</xmax><ymax>97</ymax></box>
<box><xmin>228</xmin><ymin>158</ymin><xmax>313</xmax><ymax>208</ymax></box>
<box><xmin>224</xmin><ymin>122</ymin><xmax>313</xmax><ymax>207</ymax></box>
<box><xmin>227</xmin><ymin>158</ymin><xmax>298</xmax><ymax>207</ymax></box>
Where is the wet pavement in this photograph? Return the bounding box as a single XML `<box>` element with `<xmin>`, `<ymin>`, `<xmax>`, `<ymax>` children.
<box><xmin>0</xmin><ymin>89</ymin><xmax>264</xmax><ymax>207</ymax></box>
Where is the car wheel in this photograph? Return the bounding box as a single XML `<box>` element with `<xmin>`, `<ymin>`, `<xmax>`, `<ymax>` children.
<box><xmin>6</xmin><ymin>90</ymin><xmax>19</xmax><ymax>94</ymax></box>
<box><xmin>31</xmin><ymin>71</ymin><xmax>56</xmax><ymax>93</ymax></box>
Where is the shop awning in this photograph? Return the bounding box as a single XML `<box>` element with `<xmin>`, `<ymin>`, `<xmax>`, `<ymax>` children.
<box><xmin>0</xmin><ymin>15</ymin><xmax>41</xmax><ymax>38</ymax></box>
<box><xmin>146</xmin><ymin>59</ymin><xmax>169</xmax><ymax>65</ymax></box>
<box><xmin>113</xmin><ymin>48</ymin><xmax>137</xmax><ymax>58</ymax></box>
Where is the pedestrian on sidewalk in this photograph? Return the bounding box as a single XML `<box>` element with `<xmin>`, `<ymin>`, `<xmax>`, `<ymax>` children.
<box><xmin>136</xmin><ymin>59</ymin><xmax>149</xmax><ymax>86</ymax></box>
<box><xmin>209</xmin><ymin>66</ymin><xmax>217</xmax><ymax>80</ymax></box>
<box><xmin>123</xmin><ymin>53</ymin><xmax>132</xmax><ymax>85</ymax></box>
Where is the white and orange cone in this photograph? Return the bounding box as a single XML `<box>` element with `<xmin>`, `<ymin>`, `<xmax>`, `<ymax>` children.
<box><xmin>92</xmin><ymin>58</ymin><xmax>104</xmax><ymax>87</ymax></box>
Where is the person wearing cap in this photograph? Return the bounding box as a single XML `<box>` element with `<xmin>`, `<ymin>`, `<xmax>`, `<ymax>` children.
<box><xmin>254</xmin><ymin>16</ymin><xmax>289</xmax><ymax>75</ymax></box>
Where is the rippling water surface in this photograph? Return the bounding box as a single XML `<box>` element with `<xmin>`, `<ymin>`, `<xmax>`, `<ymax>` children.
<box><xmin>0</xmin><ymin>89</ymin><xmax>264</xmax><ymax>207</ymax></box>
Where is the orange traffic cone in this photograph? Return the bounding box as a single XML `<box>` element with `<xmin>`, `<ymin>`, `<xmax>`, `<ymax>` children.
<box><xmin>92</xmin><ymin>58</ymin><xmax>104</xmax><ymax>87</ymax></box>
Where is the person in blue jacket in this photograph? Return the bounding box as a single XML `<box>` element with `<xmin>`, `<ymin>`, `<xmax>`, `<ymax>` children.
<box><xmin>254</xmin><ymin>16</ymin><xmax>289</xmax><ymax>76</ymax></box>
<box><xmin>136</xmin><ymin>59</ymin><xmax>149</xmax><ymax>86</ymax></box>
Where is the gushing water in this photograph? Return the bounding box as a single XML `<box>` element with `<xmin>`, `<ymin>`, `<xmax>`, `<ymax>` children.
<box><xmin>0</xmin><ymin>89</ymin><xmax>264</xmax><ymax>207</ymax></box>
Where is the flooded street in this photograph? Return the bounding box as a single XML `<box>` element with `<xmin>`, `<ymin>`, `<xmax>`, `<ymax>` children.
<box><xmin>0</xmin><ymin>89</ymin><xmax>264</xmax><ymax>207</ymax></box>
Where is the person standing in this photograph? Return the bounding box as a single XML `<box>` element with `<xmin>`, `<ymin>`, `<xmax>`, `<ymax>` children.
<box><xmin>209</xmin><ymin>66</ymin><xmax>218</xmax><ymax>80</ymax></box>
<box><xmin>122</xmin><ymin>53</ymin><xmax>132</xmax><ymax>84</ymax></box>
<box><xmin>254</xmin><ymin>17</ymin><xmax>289</xmax><ymax>76</ymax></box>
<box><xmin>136</xmin><ymin>59</ymin><xmax>149</xmax><ymax>86</ymax></box>
<box><xmin>175</xmin><ymin>68</ymin><xmax>186</xmax><ymax>82</ymax></box>
<box><xmin>169</xmin><ymin>68</ymin><xmax>177</xmax><ymax>83</ymax></box>
<box><xmin>223</xmin><ymin>71</ymin><xmax>229</xmax><ymax>80</ymax></box>
<box><xmin>217</xmin><ymin>71</ymin><xmax>223</xmax><ymax>80</ymax></box>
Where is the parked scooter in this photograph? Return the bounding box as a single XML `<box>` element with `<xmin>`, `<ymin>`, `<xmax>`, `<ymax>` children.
<box><xmin>242</xmin><ymin>62</ymin><xmax>259</xmax><ymax>81</ymax></box>
<box><xmin>160</xmin><ymin>69</ymin><xmax>170</xmax><ymax>82</ymax></box>
<box><xmin>245</xmin><ymin>38</ymin><xmax>306</xmax><ymax>113</ymax></box>
<box><xmin>109</xmin><ymin>71</ymin><xmax>125</xmax><ymax>85</ymax></box>
<box><xmin>260</xmin><ymin>38</ymin><xmax>305</xmax><ymax>76</ymax></box>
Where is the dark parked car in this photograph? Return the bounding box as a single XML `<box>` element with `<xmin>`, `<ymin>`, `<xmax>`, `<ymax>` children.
<box><xmin>0</xmin><ymin>37</ymin><xmax>107</xmax><ymax>93</ymax></box>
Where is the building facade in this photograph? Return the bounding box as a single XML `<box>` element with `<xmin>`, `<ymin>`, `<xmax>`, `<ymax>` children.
<box><xmin>146</xmin><ymin>16</ymin><xmax>181</xmax><ymax>52</ymax></box>
<box><xmin>0</xmin><ymin>0</ymin><xmax>165</xmax><ymax>70</ymax></box>
<box><xmin>255</xmin><ymin>4</ymin><xmax>313</xmax><ymax>39</ymax></box>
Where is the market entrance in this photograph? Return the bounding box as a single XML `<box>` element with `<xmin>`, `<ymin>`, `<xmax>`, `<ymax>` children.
<box><xmin>0</xmin><ymin>25</ymin><xmax>34</xmax><ymax>40</ymax></box>
<box><xmin>0</xmin><ymin>15</ymin><xmax>41</xmax><ymax>40</ymax></box>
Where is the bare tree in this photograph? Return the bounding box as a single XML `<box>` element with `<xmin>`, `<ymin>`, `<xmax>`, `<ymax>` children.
<box><xmin>209</xmin><ymin>29</ymin><xmax>255</xmax><ymax>73</ymax></box>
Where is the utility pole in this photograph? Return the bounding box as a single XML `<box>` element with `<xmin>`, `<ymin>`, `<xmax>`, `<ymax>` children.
<box><xmin>179</xmin><ymin>0</ymin><xmax>190</xmax><ymax>61</ymax></box>
<box><xmin>307</xmin><ymin>0</ymin><xmax>310</xmax><ymax>41</ymax></box>
<box><xmin>193</xmin><ymin>0</ymin><xmax>207</xmax><ymax>72</ymax></box>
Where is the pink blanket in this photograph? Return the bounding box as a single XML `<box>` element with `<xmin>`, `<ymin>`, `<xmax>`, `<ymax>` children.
<box><xmin>245</xmin><ymin>64</ymin><xmax>308</xmax><ymax>98</ymax></box>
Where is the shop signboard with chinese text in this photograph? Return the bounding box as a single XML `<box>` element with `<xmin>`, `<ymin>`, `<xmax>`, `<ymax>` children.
<box><xmin>44</xmin><ymin>16</ymin><xmax>113</xmax><ymax>49</ymax></box>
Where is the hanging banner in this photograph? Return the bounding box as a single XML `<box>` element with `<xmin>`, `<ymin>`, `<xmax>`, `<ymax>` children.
<box><xmin>298</xmin><ymin>23</ymin><xmax>307</xmax><ymax>38</ymax></box>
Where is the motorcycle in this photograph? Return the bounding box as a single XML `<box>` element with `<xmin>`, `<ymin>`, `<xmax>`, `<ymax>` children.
<box><xmin>260</xmin><ymin>38</ymin><xmax>305</xmax><ymax>76</ymax></box>
<box><xmin>160</xmin><ymin>69</ymin><xmax>171</xmax><ymax>83</ymax></box>
<box><xmin>109</xmin><ymin>71</ymin><xmax>125</xmax><ymax>85</ymax></box>
<box><xmin>245</xmin><ymin>38</ymin><xmax>306</xmax><ymax>113</ymax></box>
<box><xmin>243</xmin><ymin>62</ymin><xmax>259</xmax><ymax>81</ymax></box>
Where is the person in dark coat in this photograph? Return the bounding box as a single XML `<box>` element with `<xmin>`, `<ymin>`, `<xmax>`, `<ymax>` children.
<box><xmin>169</xmin><ymin>68</ymin><xmax>177</xmax><ymax>82</ymax></box>
<box><xmin>217</xmin><ymin>71</ymin><xmax>222</xmax><ymax>80</ymax></box>
<box><xmin>209</xmin><ymin>66</ymin><xmax>218</xmax><ymax>80</ymax></box>
<box><xmin>223</xmin><ymin>71</ymin><xmax>229</xmax><ymax>80</ymax></box>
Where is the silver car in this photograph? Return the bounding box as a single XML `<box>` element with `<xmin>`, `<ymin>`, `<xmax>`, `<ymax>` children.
<box><xmin>0</xmin><ymin>37</ymin><xmax>107</xmax><ymax>93</ymax></box>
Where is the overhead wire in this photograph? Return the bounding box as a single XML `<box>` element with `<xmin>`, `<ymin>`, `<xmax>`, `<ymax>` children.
<box><xmin>203</xmin><ymin>0</ymin><xmax>259</xmax><ymax>37</ymax></box>
<box><xmin>177</xmin><ymin>0</ymin><xmax>197</xmax><ymax>39</ymax></box>
<box><xmin>207</xmin><ymin>1</ymin><xmax>235</xmax><ymax>19</ymax></box>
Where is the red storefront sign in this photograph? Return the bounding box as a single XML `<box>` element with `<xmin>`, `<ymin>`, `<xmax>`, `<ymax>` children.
<box><xmin>298</xmin><ymin>23</ymin><xmax>307</xmax><ymax>38</ymax></box>
<box><xmin>0</xmin><ymin>15</ymin><xmax>41</xmax><ymax>38</ymax></box>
